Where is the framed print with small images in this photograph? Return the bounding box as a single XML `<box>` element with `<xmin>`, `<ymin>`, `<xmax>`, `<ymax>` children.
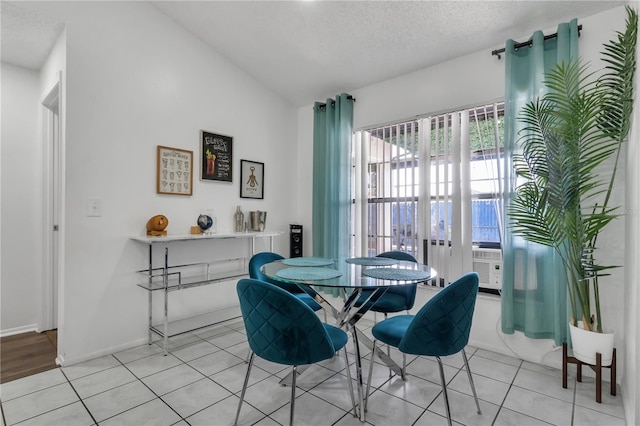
<box><xmin>156</xmin><ymin>145</ymin><xmax>193</xmax><ymax>196</ymax></box>
<box><xmin>240</xmin><ymin>159</ymin><xmax>264</xmax><ymax>199</ymax></box>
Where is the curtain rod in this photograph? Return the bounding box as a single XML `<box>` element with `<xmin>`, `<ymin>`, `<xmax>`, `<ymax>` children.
<box><xmin>491</xmin><ymin>24</ymin><xmax>582</xmax><ymax>59</ymax></box>
<box><xmin>315</xmin><ymin>95</ymin><xmax>356</xmax><ymax>109</ymax></box>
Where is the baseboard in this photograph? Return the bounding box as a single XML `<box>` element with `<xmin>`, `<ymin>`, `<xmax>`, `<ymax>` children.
<box><xmin>468</xmin><ymin>338</ymin><xmax>516</xmax><ymax>358</ymax></box>
<box><xmin>620</xmin><ymin>381</ymin><xmax>636</xmax><ymax>426</ymax></box>
<box><xmin>58</xmin><ymin>337</ymin><xmax>149</xmax><ymax>366</ymax></box>
<box><xmin>55</xmin><ymin>355</ymin><xmax>65</xmax><ymax>366</ymax></box>
<box><xmin>0</xmin><ymin>324</ymin><xmax>38</xmax><ymax>338</ymax></box>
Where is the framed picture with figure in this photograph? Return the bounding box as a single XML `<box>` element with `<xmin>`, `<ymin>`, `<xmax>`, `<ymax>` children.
<box><xmin>156</xmin><ymin>145</ymin><xmax>193</xmax><ymax>196</ymax></box>
<box><xmin>240</xmin><ymin>160</ymin><xmax>264</xmax><ymax>199</ymax></box>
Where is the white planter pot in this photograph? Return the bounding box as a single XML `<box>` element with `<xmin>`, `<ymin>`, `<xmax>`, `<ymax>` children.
<box><xmin>569</xmin><ymin>321</ymin><xmax>615</xmax><ymax>366</ymax></box>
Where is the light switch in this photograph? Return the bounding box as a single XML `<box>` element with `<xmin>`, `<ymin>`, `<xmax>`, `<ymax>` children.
<box><xmin>87</xmin><ymin>198</ymin><xmax>102</xmax><ymax>217</ymax></box>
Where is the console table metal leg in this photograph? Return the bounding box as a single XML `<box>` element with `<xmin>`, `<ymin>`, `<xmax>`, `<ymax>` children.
<box><xmin>147</xmin><ymin>245</ymin><xmax>153</xmax><ymax>345</ymax></box>
<box><xmin>163</xmin><ymin>244</ymin><xmax>169</xmax><ymax>355</ymax></box>
<box><xmin>148</xmin><ymin>291</ymin><xmax>153</xmax><ymax>345</ymax></box>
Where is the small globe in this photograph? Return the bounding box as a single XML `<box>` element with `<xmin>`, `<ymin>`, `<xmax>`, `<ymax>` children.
<box><xmin>197</xmin><ymin>214</ymin><xmax>213</xmax><ymax>231</ymax></box>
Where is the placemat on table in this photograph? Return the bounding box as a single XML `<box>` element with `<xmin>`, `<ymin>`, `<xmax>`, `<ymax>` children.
<box><xmin>345</xmin><ymin>257</ymin><xmax>398</xmax><ymax>266</ymax></box>
<box><xmin>276</xmin><ymin>267</ymin><xmax>342</xmax><ymax>281</ymax></box>
<box><xmin>281</xmin><ymin>257</ymin><xmax>334</xmax><ymax>267</ymax></box>
<box><xmin>362</xmin><ymin>268</ymin><xmax>430</xmax><ymax>281</ymax></box>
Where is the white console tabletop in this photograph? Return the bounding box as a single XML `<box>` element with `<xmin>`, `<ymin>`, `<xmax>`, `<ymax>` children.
<box><xmin>130</xmin><ymin>230</ymin><xmax>282</xmax><ymax>244</ymax></box>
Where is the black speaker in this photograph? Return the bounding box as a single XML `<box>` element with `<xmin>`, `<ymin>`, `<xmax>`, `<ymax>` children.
<box><xmin>290</xmin><ymin>224</ymin><xmax>303</xmax><ymax>258</ymax></box>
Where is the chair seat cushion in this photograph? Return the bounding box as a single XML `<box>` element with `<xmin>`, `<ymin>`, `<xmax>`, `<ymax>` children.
<box><xmin>371</xmin><ymin>314</ymin><xmax>414</xmax><ymax>348</ymax></box>
<box><xmin>355</xmin><ymin>291</ymin><xmax>409</xmax><ymax>313</ymax></box>
<box><xmin>296</xmin><ymin>293</ymin><xmax>322</xmax><ymax>311</ymax></box>
<box><xmin>323</xmin><ymin>323</ymin><xmax>348</xmax><ymax>351</ymax></box>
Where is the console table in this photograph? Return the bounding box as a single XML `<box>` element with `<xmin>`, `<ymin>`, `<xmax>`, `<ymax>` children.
<box><xmin>131</xmin><ymin>231</ymin><xmax>281</xmax><ymax>354</ymax></box>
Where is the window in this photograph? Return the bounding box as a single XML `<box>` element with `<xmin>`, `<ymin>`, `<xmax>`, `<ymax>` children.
<box><xmin>429</xmin><ymin>104</ymin><xmax>504</xmax><ymax>246</ymax></box>
<box><xmin>355</xmin><ymin>121</ymin><xmax>419</xmax><ymax>258</ymax></box>
<box><xmin>352</xmin><ymin>102</ymin><xmax>504</xmax><ymax>264</ymax></box>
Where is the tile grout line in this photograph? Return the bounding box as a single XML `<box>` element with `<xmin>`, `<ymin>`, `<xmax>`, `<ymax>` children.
<box><xmin>120</xmin><ymin>335</ymin><xmax>269</xmax><ymax>425</ymax></box>
<box><xmin>141</xmin><ymin>326</ymin><xmax>295</xmax><ymax>424</ymax></box>
<box><xmin>114</xmin><ymin>352</ymin><xmax>192</xmax><ymax>425</ymax></box>
<box><xmin>60</xmin><ymin>368</ymin><xmax>99</xmax><ymax>426</ymax></box>
<box><xmin>1</xmin><ymin>374</ymin><xmax>87</xmax><ymax>426</ymax></box>
<box><xmin>0</xmin><ymin>397</ymin><xmax>7</xmax><ymax>426</ymax></box>
<box><xmin>489</xmin><ymin>358</ymin><xmax>523</xmax><ymax>426</ymax></box>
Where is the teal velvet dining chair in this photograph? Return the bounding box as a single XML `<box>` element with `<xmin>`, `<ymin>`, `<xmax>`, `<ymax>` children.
<box><xmin>249</xmin><ymin>252</ymin><xmax>322</xmax><ymax>312</ymax></box>
<box><xmin>234</xmin><ymin>278</ymin><xmax>355</xmax><ymax>426</ymax></box>
<box><xmin>355</xmin><ymin>251</ymin><xmax>419</xmax><ymax>313</ymax></box>
<box><xmin>355</xmin><ymin>251</ymin><xmax>419</xmax><ymax>376</ymax></box>
<box><xmin>365</xmin><ymin>272</ymin><xmax>482</xmax><ymax>426</ymax></box>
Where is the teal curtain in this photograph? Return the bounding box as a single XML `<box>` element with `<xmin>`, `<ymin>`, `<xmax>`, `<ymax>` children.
<box><xmin>312</xmin><ymin>93</ymin><xmax>354</xmax><ymax>295</ymax></box>
<box><xmin>501</xmin><ymin>20</ymin><xmax>579</xmax><ymax>346</ymax></box>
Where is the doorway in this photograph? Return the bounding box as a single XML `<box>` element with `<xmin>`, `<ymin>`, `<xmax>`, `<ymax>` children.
<box><xmin>41</xmin><ymin>74</ymin><xmax>61</xmax><ymax>337</ymax></box>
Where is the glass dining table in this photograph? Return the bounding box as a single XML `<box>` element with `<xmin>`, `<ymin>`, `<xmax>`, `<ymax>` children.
<box><xmin>261</xmin><ymin>256</ymin><xmax>437</xmax><ymax>422</ymax></box>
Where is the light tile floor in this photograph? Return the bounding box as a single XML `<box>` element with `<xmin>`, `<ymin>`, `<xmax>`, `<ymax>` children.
<box><xmin>0</xmin><ymin>318</ymin><xmax>626</xmax><ymax>426</ymax></box>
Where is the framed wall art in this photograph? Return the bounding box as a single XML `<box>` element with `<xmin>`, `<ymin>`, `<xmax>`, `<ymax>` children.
<box><xmin>240</xmin><ymin>159</ymin><xmax>264</xmax><ymax>199</ymax></box>
<box><xmin>201</xmin><ymin>130</ymin><xmax>233</xmax><ymax>182</ymax></box>
<box><xmin>156</xmin><ymin>145</ymin><xmax>193</xmax><ymax>196</ymax></box>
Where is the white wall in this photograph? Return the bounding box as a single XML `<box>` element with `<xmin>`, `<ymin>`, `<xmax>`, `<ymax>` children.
<box><xmin>623</xmin><ymin>2</ymin><xmax>640</xmax><ymax>423</ymax></box>
<box><xmin>624</xmin><ymin>69</ymin><xmax>640</xmax><ymax>426</ymax></box>
<box><xmin>0</xmin><ymin>63</ymin><xmax>41</xmax><ymax>335</ymax></box>
<box><xmin>3</xmin><ymin>1</ymin><xmax>298</xmax><ymax>364</ymax></box>
<box><xmin>297</xmin><ymin>4</ymin><xmax>631</xmax><ymax>377</ymax></box>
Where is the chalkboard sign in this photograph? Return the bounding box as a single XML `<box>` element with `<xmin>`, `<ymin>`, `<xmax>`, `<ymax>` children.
<box><xmin>200</xmin><ymin>130</ymin><xmax>232</xmax><ymax>182</ymax></box>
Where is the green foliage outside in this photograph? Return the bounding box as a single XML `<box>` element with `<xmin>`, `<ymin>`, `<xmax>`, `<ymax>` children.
<box><xmin>371</xmin><ymin>106</ymin><xmax>505</xmax><ymax>158</ymax></box>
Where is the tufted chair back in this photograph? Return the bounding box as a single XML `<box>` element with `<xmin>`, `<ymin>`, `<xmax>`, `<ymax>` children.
<box><xmin>236</xmin><ymin>278</ymin><xmax>336</xmax><ymax>365</ymax></box>
<box><xmin>399</xmin><ymin>272</ymin><xmax>479</xmax><ymax>356</ymax></box>
<box><xmin>360</xmin><ymin>251</ymin><xmax>419</xmax><ymax>312</ymax></box>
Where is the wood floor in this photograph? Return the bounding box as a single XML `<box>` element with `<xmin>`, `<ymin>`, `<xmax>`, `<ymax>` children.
<box><xmin>0</xmin><ymin>330</ymin><xmax>58</xmax><ymax>384</ymax></box>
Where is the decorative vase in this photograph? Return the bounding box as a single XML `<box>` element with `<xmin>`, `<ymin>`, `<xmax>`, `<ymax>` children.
<box><xmin>234</xmin><ymin>206</ymin><xmax>244</xmax><ymax>233</ymax></box>
<box><xmin>569</xmin><ymin>321</ymin><xmax>615</xmax><ymax>366</ymax></box>
<box><xmin>250</xmin><ymin>211</ymin><xmax>267</xmax><ymax>231</ymax></box>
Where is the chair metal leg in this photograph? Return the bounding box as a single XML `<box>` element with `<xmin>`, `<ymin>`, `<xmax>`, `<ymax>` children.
<box><xmin>365</xmin><ymin>341</ymin><xmax>376</xmax><ymax>412</ymax></box>
<box><xmin>462</xmin><ymin>349</ymin><xmax>482</xmax><ymax>414</ymax></box>
<box><xmin>383</xmin><ymin>313</ymin><xmax>393</xmax><ymax>378</ymax></box>
<box><xmin>402</xmin><ymin>353</ymin><xmax>406</xmax><ymax>378</ymax></box>
<box><xmin>343</xmin><ymin>347</ymin><xmax>357</xmax><ymax>416</ymax></box>
<box><xmin>289</xmin><ymin>365</ymin><xmax>297</xmax><ymax>426</ymax></box>
<box><xmin>436</xmin><ymin>356</ymin><xmax>452</xmax><ymax>426</ymax></box>
<box><xmin>234</xmin><ymin>351</ymin><xmax>255</xmax><ymax>426</ymax></box>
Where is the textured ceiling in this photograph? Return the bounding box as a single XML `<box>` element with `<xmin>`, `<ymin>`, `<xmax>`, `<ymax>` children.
<box><xmin>151</xmin><ymin>0</ymin><xmax>624</xmax><ymax>106</ymax></box>
<box><xmin>1</xmin><ymin>2</ymin><xmax>64</xmax><ymax>70</ymax></box>
<box><xmin>2</xmin><ymin>1</ymin><xmax>626</xmax><ymax>106</ymax></box>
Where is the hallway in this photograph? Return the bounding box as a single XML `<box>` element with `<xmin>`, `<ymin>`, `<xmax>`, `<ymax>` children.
<box><xmin>1</xmin><ymin>331</ymin><xmax>58</xmax><ymax>384</ymax></box>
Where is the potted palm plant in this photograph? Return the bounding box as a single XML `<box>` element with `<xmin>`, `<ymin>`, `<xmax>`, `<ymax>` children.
<box><xmin>508</xmin><ymin>6</ymin><xmax>637</xmax><ymax>366</ymax></box>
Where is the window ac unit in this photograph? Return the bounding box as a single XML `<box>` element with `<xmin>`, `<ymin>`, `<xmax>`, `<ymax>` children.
<box><xmin>472</xmin><ymin>247</ymin><xmax>502</xmax><ymax>290</ymax></box>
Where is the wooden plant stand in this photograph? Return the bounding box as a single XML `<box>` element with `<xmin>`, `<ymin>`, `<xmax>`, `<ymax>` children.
<box><xmin>562</xmin><ymin>342</ymin><xmax>616</xmax><ymax>403</ymax></box>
